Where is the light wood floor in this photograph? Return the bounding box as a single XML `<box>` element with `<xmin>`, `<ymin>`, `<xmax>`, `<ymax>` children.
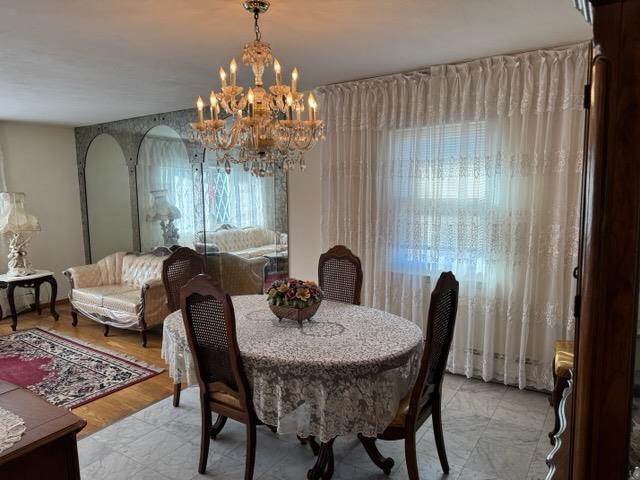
<box><xmin>0</xmin><ymin>301</ymin><xmax>174</xmax><ymax>438</ymax></box>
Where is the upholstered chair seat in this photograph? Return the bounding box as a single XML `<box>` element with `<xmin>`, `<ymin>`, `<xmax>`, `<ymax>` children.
<box><xmin>64</xmin><ymin>250</ymin><xmax>171</xmax><ymax>346</ymax></box>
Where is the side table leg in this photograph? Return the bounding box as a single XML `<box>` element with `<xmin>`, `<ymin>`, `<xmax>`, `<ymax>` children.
<box><xmin>34</xmin><ymin>282</ymin><xmax>41</xmax><ymax>315</ymax></box>
<box><xmin>48</xmin><ymin>276</ymin><xmax>60</xmax><ymax>320</ymax></box>
<box><xmin>7</xmin><ymin>283</ymin><xmax>18</xmax><ymax>331</ymax></box>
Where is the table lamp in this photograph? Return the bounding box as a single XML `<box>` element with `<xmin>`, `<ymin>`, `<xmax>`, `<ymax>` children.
<box><xmin>146</xmin><ymin>189</ymin><xmax>181</xmax><ymax>246</ymax></box>
<box><xmin>0</xmin><ymin>192</ymin><xmax>41</xmax><ymax>276</ymax></box>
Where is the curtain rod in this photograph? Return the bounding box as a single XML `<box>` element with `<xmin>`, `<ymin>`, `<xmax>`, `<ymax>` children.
<box><xmin>321</xmin><ymin>40</ymin><xmax>591</xmax><ymax>88</ymax></box>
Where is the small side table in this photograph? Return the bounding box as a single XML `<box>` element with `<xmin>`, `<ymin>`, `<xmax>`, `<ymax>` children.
<box><xmin>0</xmin><ymin>270</ymin><xmax>59</xmax><ymax>331</ymax></box>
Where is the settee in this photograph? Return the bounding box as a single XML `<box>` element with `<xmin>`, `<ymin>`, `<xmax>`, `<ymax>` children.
<box><xmin>194</xmin><ymin>227</ymin><xmax>288</xmax><ymax>295</ymax></box>
<box><xmin>63</xmin><ymin>249</ymin><xmax>171</xmax><ymax>346</ymax></box>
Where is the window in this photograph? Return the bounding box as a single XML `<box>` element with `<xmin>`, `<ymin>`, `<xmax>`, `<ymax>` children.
<box><xmin>390</xmin><ymin>121</ymin><xmax>489</xmax><ymax>280</ymax></box>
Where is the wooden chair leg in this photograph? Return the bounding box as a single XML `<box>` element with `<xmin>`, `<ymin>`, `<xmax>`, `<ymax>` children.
<box><xmin>211</xmin><ymin>415</ymin><xmax>228</xmax><ymax>440</ymax></box>
<box><xmin>103</xmin><ymin>324</ymin><xmax>109</xmax><ymax>337</ymax></box>
<box><xmin>172</xmin><ymin>383</ymin><xmax>181</xmax><ymax>407</ymax></box>
<box><xmin>322</xmin><ymin>438</ymin><xmax>336</xmax><ymax>480</ymax></box>
<box><xmin>198</xmin><ymin>401</ymin><xmax>212</xmax><ymax>474</ymax></box>
<box><xmin>405</xmin><ymin>431</ymin><xmax>419</xmax><ymax>480</ymax></box>
<box><xmin>432</xmin><ymin>397</ymin><xmax>449</xmax><ymax>473</ymax></box>
<box><xmin>358</xmin><ymin>434</ymin><xmax>395</xmax><ymax>475</ymax></box>
<box><xmin>245</xmin><ymin>422</ymin><xmax>257</xmax><ymax>480</ymax></box>
<box><xmin>71</xmin><ymin>310</ymin><xmax>78</xmax><ymax>327</ymax></box>
<box><xmin>308</xmin><ymin>435</ymin><xmax>321</xmax><ymax>455</ymax></box>
<box><xmin>141</xmin><ymin>330</ymin><xmax>147</xmax><ymax>347</ymax></box>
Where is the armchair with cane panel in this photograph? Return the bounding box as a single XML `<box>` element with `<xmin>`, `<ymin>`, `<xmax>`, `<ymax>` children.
<box><xmin>180</xmin><ymin>274</ymin><xmax>260</xmax><ymax>478</ymax></box>
<box><xmin>358</xmin><ymin>271</ymin><xmax>459</xmax><ymax>480</ymax></box>
<box><xmin>318</xmin><ymin>245</ymin><xmax>363</xmax><ymax>305</ymax></box>
<box><xmin>161</xmin><ymin>246</ymin><xmax>206</xmax><ymax>407</ymax></box>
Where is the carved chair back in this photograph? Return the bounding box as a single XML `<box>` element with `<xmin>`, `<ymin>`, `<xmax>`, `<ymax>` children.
<box><xmin>180</xmin><ymin>274</ymin><xmax>251</xmax><ymax>412</ymax></box>
<box><xmin>409</xmin><ymin>271</ymin><xmax>459</xmax><ymax>424</ymax></box>
<box><xmin>318</xmin><ymin>245</ymin><xmax>363</xmax><ymax>305</ymax></box>
<box><xmin>163</xmin><ymin>247</ymin><xmax>206</xmax><ymax>312</ymax></box>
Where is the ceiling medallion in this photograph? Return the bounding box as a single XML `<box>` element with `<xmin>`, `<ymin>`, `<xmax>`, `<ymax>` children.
<box><xmin>190</xmin><ymin>0</ymin><xmax>324</xmax><ymax>177</ymax></box>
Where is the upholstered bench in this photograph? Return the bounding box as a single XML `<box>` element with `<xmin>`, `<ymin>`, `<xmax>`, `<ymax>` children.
<box><xmin>63</xmin><ymin>250</ymin><xmax>171</xmax><ymax>346</ymax></box>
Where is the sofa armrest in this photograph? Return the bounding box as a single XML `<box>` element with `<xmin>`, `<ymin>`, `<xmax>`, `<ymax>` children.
<box><xmin>63</xmin><ymin>264</ymin><xmax>103</xmax><ymax>289</ymax></box>
<box><xmin>141</xmin><ymin>279</ymin><xmax>170</xmax><ymax>328</ymax></box>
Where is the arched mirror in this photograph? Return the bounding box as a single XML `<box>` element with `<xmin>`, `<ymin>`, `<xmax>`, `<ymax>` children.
<box><xmin>202</xmin><ymin>148</ymin><xmax>288</xmax><ymax>295</ymax></box>
<box><xmin>137</xmin><ymin>125</ymin><xmax>194</xmax><ymax>252</ymax></box>
<box><xmin>85</xmin><ymin>133</ymin><xmax>133</xmax><ymax>261</ymax></box>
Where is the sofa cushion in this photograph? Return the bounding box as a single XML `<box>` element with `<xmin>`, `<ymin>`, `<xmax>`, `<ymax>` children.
<box><xmin>121</xmin><ymin>254</ymin><xmax>164</xmax><ymax>288</ymax></box>
<box><xmin>102</xmin><ymin>289</ymin><xmax>141</xmax><ymax>314</ymax></box>
<box><xmin>73</xmin><ymin>285</ymin><xmax>135</xmax><ymax>308</ymax></box>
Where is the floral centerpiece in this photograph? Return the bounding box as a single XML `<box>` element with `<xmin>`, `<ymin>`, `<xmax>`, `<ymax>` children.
<box><xmin>267</xmin><ymin>279</ymin><xmax>323</xmax><ymax>325</ymax></box>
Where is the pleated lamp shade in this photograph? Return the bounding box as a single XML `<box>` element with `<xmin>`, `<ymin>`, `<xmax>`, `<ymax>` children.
<box><xmin>0</xmin><ymin>192</ymin><xmax>40</xmax><ymax>235</ymax></box>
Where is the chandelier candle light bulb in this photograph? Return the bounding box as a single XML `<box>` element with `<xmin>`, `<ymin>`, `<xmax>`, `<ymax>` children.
<box><xmin>230</xmin><ymin>58</ymin><xmax>238</xmax><ymax>86</ymax></box>
<box><xmin>209</xmin><ymin>92</ymin><xmax>218</xmax><ymax>120</ymax></box>
<box><xmin>190</xmin><ymin>0</ymin><xmax>324</xmax><ymax>176</ymax></box>
<box><xmin>196</xmin><ymin>96</ymin><xmax>204</xmax><ymax>123</ymax></box>
<box><xmin>219</xmin><ymin>67</ymin><xmax>227</xmax><ymax>88</ymax></box>
<box><xmin>308</xmin><ymin>93</ymin><xmax>317</xmax><ymax>122</ymax></box>
<box><xmin>274</xmin><ymin>59</ymin><xmax>281</xmax><ymax>85</ymax></box>
<box><xmin>286</xmin><ymin>92</ymin><xmax>294</xmax><ymax>120</ymax></box>
<box><xmin>291</xmin><ymin>67</ymin><xmax>298</xmax><ymax>94</ymax></box>
<box><xmin>247</xmin><ymin>88</ymin><xmax>255</xmax><ymax>117</ymax></box>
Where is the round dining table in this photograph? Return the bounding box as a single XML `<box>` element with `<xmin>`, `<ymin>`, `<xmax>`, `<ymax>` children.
<box><xmin>162</xmin><ymin>294</ymin><xmax>423</xmax><ymax>479</ymax></box>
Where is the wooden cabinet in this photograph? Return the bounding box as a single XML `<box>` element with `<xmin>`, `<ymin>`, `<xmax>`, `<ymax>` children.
<box><xmin>0</xmin><ymin>381</ymin><xmax>86</xmax><ymax>480</ymax></box>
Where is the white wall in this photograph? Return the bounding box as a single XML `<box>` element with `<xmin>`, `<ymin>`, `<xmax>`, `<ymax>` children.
<box><xmin>288</xmin><ymin>146</ymin><xmax>323</xmax><ymax>281</ymax></box>
<box><xmin>0</xmin><ymin>122</ymin><xmax>85</xmax><ymax>299</ymax></box>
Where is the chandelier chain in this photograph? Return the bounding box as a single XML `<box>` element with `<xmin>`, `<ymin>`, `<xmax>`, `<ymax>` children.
<box><xmin>254</xmin><ymin>11</ymin><xmax>261</xmax><ymax>41</ymax></box>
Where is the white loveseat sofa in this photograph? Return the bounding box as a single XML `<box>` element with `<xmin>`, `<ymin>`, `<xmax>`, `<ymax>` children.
<box><xmin>194</xmin><ymin>227</ymin><xmax>288</xmax><ymax>295</ymax></box>
<box><xmin>63</xmin><ymin>250</ymin><xmax>170</xmax><ymax>346</ymax></box>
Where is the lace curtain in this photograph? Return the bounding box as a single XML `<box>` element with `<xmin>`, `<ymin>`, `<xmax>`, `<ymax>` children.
<box><xmin>318</xmin><ymin>43</ymin><xmax>589</xmax><ymax>390</ymax></box>
<box><xmin>137</xmin><ymin>131</ymin><xmax>195</xmax><ymax>250</ymax></box>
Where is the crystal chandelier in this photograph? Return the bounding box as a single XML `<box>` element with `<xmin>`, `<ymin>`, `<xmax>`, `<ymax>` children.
<box><xmin>190</xmin><ymin>0</ymin><xmax>324</xmax><ymax>177</ymax></box>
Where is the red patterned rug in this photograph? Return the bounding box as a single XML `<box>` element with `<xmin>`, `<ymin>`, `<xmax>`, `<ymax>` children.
<box><xmin>0</xmin><ymin>328</ymin><xmax>162</xmax><ymax>408</ymax></box>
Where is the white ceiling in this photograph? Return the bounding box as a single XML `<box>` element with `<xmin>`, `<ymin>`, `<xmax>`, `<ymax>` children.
<box><xmin>0</xmin><ymin>0</ymin><xmax>591</xmax><ymax>126</ymax></box>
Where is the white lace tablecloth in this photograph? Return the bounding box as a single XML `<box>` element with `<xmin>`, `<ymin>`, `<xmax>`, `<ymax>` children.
<box><xmin>0</xmin><ymin>406</ymin><xmax>26</xmax><ymax>453</ymax></box>
<box><xmin>162</xmin><ymin>295</ymin><xmax>423</xmax><ymax>442</ymax></box>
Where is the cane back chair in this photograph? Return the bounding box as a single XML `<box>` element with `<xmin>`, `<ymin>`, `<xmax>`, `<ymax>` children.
<box><xmin>180</xmin><ymin>274</ymin><xmax>259</xmax><ymax>478</ymax></box>
<box><xmin>162</xmin><ymin>246</ymin><xmax>207</xmax><ymax>407</ymax></box>
<box><xmin>318</xmin><ymin>245</ymin><xmax>363</xmax><ymax>305</ymax></box>
<box><xmin>359</xmin><ymin>271</ymin><xmax>459</xmax><ymax>479</ymax></box>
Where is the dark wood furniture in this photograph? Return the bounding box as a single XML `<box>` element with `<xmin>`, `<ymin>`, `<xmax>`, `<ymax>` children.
<box><xmin>0</xmin><ymin>380</ymin><xmax>85</xmax><ymax>480</ymax></box>
<box><xmin>0</xmin><ymin>271</ymin><xmax>59</xmax><ymax>331</ymax></box>
<box><xmin>552</xmin><ymin>1</ymin><xmax>640</xmax><ymax>478</ymax></box>
<box><xmin>549</xmin><ymin>340</ymin><xmax>574</xmax><ymax>444</ymax></box>
<box><xmin>318</xmin><ymin>245</ymin><xmax>363</xmax><ymax>305</ymax></box>
<box><xmin>162</xmin><ymin>246</ymin><xmax>207</xmax><ymax>407</ymax></box>
<box><xmin>180</xmin><ymin>274</ymin><xmax>259</xmax><ymax>478</ymax></box>
<box><xmin>358</xmin><ymin>271</ymin><xmax>459</xmax><ymax>480</ymax></box>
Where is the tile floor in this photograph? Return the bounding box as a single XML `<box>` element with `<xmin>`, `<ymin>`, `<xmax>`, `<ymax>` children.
<box><xmin>78</xmin><ymin>374</ymin><xmax>554</xmax><ymax>480</ymax></box>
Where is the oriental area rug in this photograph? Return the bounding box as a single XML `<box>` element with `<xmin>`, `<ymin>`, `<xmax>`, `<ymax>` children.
<box><xmin>0</xmin><ymin>328</ymin><xmax>162</xmax><ymax>408</ymax></box>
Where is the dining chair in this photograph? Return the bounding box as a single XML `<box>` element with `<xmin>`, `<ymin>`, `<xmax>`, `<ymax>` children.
<box><xmin>358</xmin><ymin>271</ymin><xmax>459</xmax><ymax>480</ymax></box>
<box><xmin>162</xmin><ymin>246</ymin><xmax>207</xmax><ymax>407</ymax></box>
<box><xmin>318</xmin><ymin>245</ymin><xmax>363</xmax><ymax>305</ymax></box>
<box><xmin>180</xmin><ymin>274</ymin><xmax>258</xmax><ymax>477</ymax></box>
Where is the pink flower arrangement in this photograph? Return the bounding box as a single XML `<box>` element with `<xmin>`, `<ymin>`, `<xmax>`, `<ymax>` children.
<box><xmin>267</xmin><ymin>278</ymin><xmax>323</xmax><ymax>309</ymax></box>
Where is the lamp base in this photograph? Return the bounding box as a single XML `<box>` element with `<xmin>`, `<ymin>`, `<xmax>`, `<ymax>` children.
<box><xmin>7</xmin><ymin>232</ymin><xmax>36</xmax><ymax>277</ymax></box>
<box><xmin>160</xmin><ymin>219</ymin><xmax>180</xmax><ymax>247</ymax></box>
